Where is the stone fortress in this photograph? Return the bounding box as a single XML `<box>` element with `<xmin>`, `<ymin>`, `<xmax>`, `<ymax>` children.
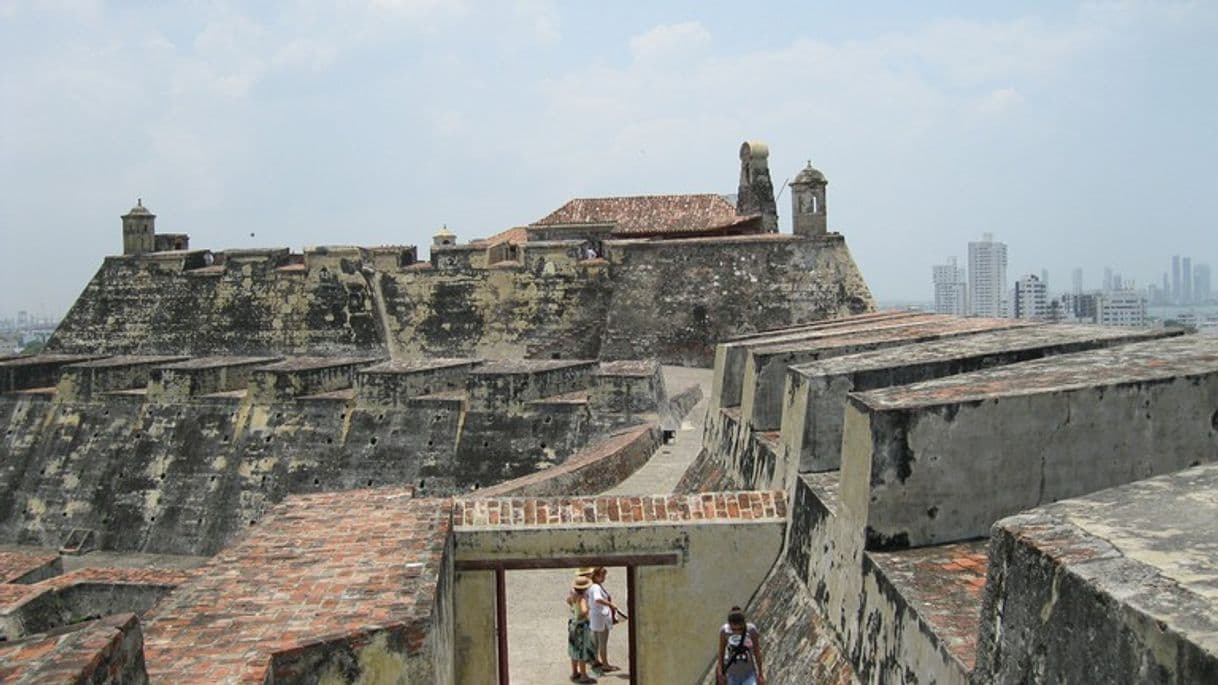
<box><xmin>0</xmin><ymin>140</ymin><xmax>1212</xmax><ymax>684</ymax></box>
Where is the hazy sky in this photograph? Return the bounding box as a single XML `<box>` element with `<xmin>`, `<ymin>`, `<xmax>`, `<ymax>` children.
<box><xmin>2</xmin><ymin>1</ymin><xmax>1216</xmax><ymax>318</ymax></box>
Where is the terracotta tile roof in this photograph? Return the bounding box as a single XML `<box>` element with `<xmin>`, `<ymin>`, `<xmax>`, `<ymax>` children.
<box><xmin>533</xmin><ymin>194</ymin><xmax>741</xmax><ymax>236</ymax></box>
<box><xmin>474</xmin><ymin>226</ymin><xmax>529</xmax><ymax>246</ymax></box>
<box><xmin>141</xmin><ymin>487</ymin><xmax>450</xmax><ymax>684</ymax></box>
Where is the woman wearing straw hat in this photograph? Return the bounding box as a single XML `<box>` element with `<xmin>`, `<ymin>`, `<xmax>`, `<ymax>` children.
<box><xmin>568</xmin><ymin>574</ymin><xmax>599</xmax><ymax>683</ymax></box>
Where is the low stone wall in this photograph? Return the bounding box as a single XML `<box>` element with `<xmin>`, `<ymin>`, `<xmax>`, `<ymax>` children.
<box><xmin>472</xmin><ymin>424</ymin><xmax>661</xmax><ymax>498</ymax></box>
<box><xmin>0</xmin><ymin>613</ymin><xmax>149</xmax><ymax>684</ymax></box>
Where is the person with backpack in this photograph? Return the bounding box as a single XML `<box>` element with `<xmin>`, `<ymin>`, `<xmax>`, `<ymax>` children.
<box><xmin>716</xmin><ymin>606</ymin><xmax>765</xmax><ymax>685</ymax></box>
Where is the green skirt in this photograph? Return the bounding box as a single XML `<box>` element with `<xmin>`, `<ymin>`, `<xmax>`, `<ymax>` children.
<box><xmin>567</xmin><ymin>618</ymin><xmax>597</xmax><ymax>661</ymax></box>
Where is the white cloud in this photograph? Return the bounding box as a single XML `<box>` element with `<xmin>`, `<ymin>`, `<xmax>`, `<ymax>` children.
<box><xmin>628</xmin><ymin>21</ymin><xmax>711</xmax><ymax>64</ymax></box>
<box><xmin>513</xmin><ymin>0</ymin><xmax>560</xmax><ymax>45</ymax></box>
<box><xmin>975</xmin><ymin>87</ymin><xmax>1025</xmax><ymax>115</ymax></box>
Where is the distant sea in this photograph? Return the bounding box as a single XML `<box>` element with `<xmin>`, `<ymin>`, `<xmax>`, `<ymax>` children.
<box><xmin>1148</xmin><ymin>304</ymin><xmax>1218</xmax><ymax>320</ymax></box>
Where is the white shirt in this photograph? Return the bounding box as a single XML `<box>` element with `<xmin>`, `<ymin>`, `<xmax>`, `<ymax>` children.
<box><xmin>587</xmin><ymin>583</ymin><xmax>612</xmax><ymax>631</ymax></box>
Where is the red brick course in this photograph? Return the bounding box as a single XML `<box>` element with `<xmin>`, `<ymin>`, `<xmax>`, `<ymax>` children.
<box><xmin>141</xmin><ymin>487</ymin><xmax>451</xmax><ymax>684</ymax></box>
<box><xmin>454</xmin><ymin>490</ymin><xmax>786</xmax><ymax>528</ymax></box>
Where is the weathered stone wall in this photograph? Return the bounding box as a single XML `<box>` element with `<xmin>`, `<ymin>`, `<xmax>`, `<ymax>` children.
<box><xmin>0</xmin><ymin>358</ymin><xmax>666</xmax><ymax>556</ymax></box>
<box><xmin>47</xmin><ymin>234</ymin><xmax>873</xmax><ymax>365</ymax></box>
<box><xmin>49</xmin><ymin>249</ymin><xmax>383</xmax><ymax>357</ymax></box>
<box><xmin>600</xmin><ymin>234</ymin><xmax>872</xmax><ymax>365</ymax></box>
<box><xmin>974</xmin><ymin>464</ymin><xmax>1218</xmax><ymax>684</ymax></box>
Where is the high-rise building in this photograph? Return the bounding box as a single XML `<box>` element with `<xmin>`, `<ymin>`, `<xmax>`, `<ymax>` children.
<box><xmin>932</xmin><ymin>257</ymin><xmax>968</xmax><ymax>316</ymax></box>
<box><xmin>1195</xmin><ymin>263</ymin><xmax>1212</xmax><ymax>303</ymax></box>
<box><xmin>1097</xmin><ymin>289</ymin><xmax>1148</xmax><ymax>327</ymax></box>
<box><xmin>1040</xmin><ymin>269</ymin><xmax>1049</xmax><ymax>292</ymax></box>
<box><xmin>1103</xmin><ymin>267</ymin><xmax>1114</xmax><ymax>292</ymax></box>
<box><xmin>1013</xmin><ymin>274</ymin><xmax>1049</xmax><ymax>320</ymax></box>
<box><xmin>1183</xmin><ymin>257</ymin><xmax>1193</xmax><ymax>304</ymax></box>
<box><xmin>1072</xmin><ymin>268</ymin><xmax>1083</xmax><ymax>295</ymax></box>
<box><xmin>968</xmin><ymin>233</ymin><xmax>1007</xmax><ymax>317</ymax></box>
<box><xmin>1172</xmin><ymin>255</ymin><xmax>1181</xmax><ymax>303</ymax></box>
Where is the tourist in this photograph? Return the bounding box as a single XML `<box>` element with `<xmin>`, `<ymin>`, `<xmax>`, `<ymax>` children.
<box><xmin>588</xmin><ymin>566</ymin><xmax>622</xmax><ymax>674</ymax></box>
<box><xmin>568</xmin><ymin>575</ymin><xmax>598</xmax><ymax>683</ymax></box>
<box><xmin>716</xmin><ymin>606</ymin><xmax>765</xmax><ymax>685</ymax></box>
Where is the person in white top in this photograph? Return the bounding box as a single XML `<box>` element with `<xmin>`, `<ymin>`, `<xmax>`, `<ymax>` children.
<box><xmin>587</xmin><ymin>567</ymin><xmax>622</xmax><ymax>674</ymax></box>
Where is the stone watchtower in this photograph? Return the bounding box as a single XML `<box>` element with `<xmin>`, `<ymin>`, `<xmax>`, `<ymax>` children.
<box><xmin>789</xmin><ymin>162</ymin><xmax>828</xmax><ymax>238</ymax></box>
<box><xmin>121</xmin><ymin>199</ymin><xmax>156</xmax><ymax>255</ymax></box>
<box><xmin>736</xmin><ymin>141</ymin><xmax>778</xmax><ymax>233</ymax></box>
<box><xmin>433</xmin><ymin>224</ymin><xmax>456</xmax><ymax>248</ymax></box>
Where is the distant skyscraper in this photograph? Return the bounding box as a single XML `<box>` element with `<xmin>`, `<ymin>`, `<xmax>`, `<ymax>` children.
<box><xmin>1195</xmin><ymin>263</ymin><xmax>1212</xmax><ymax>303</ymax></box>
<box><xmin>1183</xmin><ymin>257</ymin><xmax>1193</xmax><ymax>304</ymax></box>
<box><xmin>932</xmin><ymin>257</ymin><xmax>968</xmax><ymax>316</ymax></box>
<box><xmin>1040</xmin><ymin>269</ymin><xmax>1049</xmax><ymax>292</ymax></box>
<box><xmin>1072</xmin><ymin>268</ymin><xmax>1083</xmax><ymax>295</ymax></box>
<box><xmin>968</xmin><ymin>233</ymin><xmax>1007</xmax><ymax>317</ymax></box>
<box><xmin>1013</xmin><ymin>274</ymin><xmax>1049</xmax><ymax>320</ymax></box>
<box><xmin>1172</xmin><ymin>255</ymin><xmax>1181</xmax><ymax>303</ymax></box>
<box><xmin>1103</xmin><ymin>267</ymin><xmax>1114</xmax><ymax>292</ymax></box>
<box><xmin>1097</xmin><ymin>288</ymin><xmax>1148</xmax><ymax>327</ymax></box>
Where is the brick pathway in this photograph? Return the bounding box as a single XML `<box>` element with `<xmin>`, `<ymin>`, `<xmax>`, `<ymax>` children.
<box><xmin>505</xmin><ymin>367</ymin><xmax>712</xmax><ymax>684</ymax></box>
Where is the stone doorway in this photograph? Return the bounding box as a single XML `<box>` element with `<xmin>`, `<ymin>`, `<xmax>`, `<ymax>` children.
<box><xmin>456</xmin><ymin>554</ymin><xmax>679</xmax><ymax>685</ymax></box>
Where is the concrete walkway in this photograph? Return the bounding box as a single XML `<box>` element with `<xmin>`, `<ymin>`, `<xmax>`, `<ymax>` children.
<box><xmin>505</xmin><ymin>366</ymin><xmax>713</xmax><ymax>684</ymax></box>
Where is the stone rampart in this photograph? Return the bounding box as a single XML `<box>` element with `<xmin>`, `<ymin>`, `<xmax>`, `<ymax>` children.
<box><xmin>844</xmin><ymin>335</ymin><xmax>1218</xmax><ymax>549</ymax></box>
<box><xmin>784</xmin><ymin>324</ymin><xmax>1179</xmax><ymax>472</ymax></box>
<box><xmin>974</xmin><ymin>463</ymin><xmax>1218</xmax><ymax>684</ymax></box>
<box><xmin>48</xmin><ymin>232</ymin><xmax>873</xmax><ymax>365</ymax></box>
<box><xmin>0</xmin><ymin>355</ymin><xmax>672</xmax><ymax>556</ymax></box>
<box><xmin>689</xmin><ymin>314</ymin><xmax>1218</xmax><ymax>685</ymax></box>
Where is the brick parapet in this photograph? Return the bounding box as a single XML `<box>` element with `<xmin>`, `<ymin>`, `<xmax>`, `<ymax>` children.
<box><xmin>453</xmin><ymin>490</ymin><xmax>785</xmax><ymax>529</ymax></box>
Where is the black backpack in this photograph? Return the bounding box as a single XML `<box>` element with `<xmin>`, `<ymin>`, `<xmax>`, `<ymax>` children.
<box><xmin>724</xmin><ymin>628</ymin><xmax>751</xmax><ymax>667</ymax></box>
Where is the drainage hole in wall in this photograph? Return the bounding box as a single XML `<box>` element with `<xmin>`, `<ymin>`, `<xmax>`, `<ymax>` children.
<box><xmin>222</xmin><ymin>435</ymin><xmax>230</xmax><ymax>442</ymax></box>
<box><xmin>539</xmin><ymin>442</ymin><xmax>547</xmax><ymax>449</ymax></box>
<box><xmin>366</xmin><ymin>480</ymin><xmax>374</xmax><ymax>487</ymax></box>
<box><xmin>326</xmin><ymin>437</ymin><xmax>333</xmax><ymax>445</ymax></box>
<box><xmin>260</xmin><ymin>476</ymin><xmax>266</xmax><ymax>485</ymax></box>
<box><xmin>197</xmin><ymin>518</ymin><xmax>203</xmax><ymax>525</ymax></box>
<box><xmin>249</xmin><ymin>520</ymin><xmax>257</xmax><ymax>526</ymax></box>
<box><xmin>544</xmin><ymin>416</ymin><xmax>552</xmax><ymax>424</ymax></box>
<box><xmin>418</xmin><ymin>479</ymin><xmax>426</xmax><ymax>490</ymax></box>
<box><xmin>427</xmin><ymin>440</ymin><xmax>434</xmax><ymax>447</ymax></box>
<box><xmin>39</xmin><ymin>469</ymin><xmax>45</xmax><ymax>476</ymax></box>
<box><xmin>62</xmin><ymin>511</ymin><xmax>67</xmax><ymax>517</ymax></box>
<box><xmin>209</xmin><ymin>476</ymin><xmax>217</xmax><ymax>483</ymax></box>
<box><xmin>149</xmin><ymin>516</ymin><xmax>156</xmax><ymax>523</ymax></box>
<box><xmin>662</xmin><ymin>430</ymin><xmax>676</xmax><ymax>444</ymax></box>
<box><xmin>378</xmin><ymin>413</ymin><xmax>385</xmax><ymax>421</ymax></box>
<box><xmin>369</xmin><ymin>437</ymin><xmax>378</xmax><ymax>446</ymax></box>
<box><xmin>160</xmin><ymin>473</ymin><xmax>166</xmax><ymax>481</ymax></box>
<box><xmin>92</xmin><ymin>432</ymin><xmax>98</xmax><ymax>438</ymax></box>
<box><xmin>265</xmin><ymin>435</ymin><xmax>273</xmax><ymax>443</ymax></box>
<box><xmin>313</xmin><ymin>478</ymin><xmax>320</xmax><ymax>486</ymax></box>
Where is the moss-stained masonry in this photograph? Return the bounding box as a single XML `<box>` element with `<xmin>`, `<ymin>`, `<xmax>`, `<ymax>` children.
<box><xmin>48</xmin><ymin>235</ymin><xmax>873</xmax><ymax>366</ymax></box>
